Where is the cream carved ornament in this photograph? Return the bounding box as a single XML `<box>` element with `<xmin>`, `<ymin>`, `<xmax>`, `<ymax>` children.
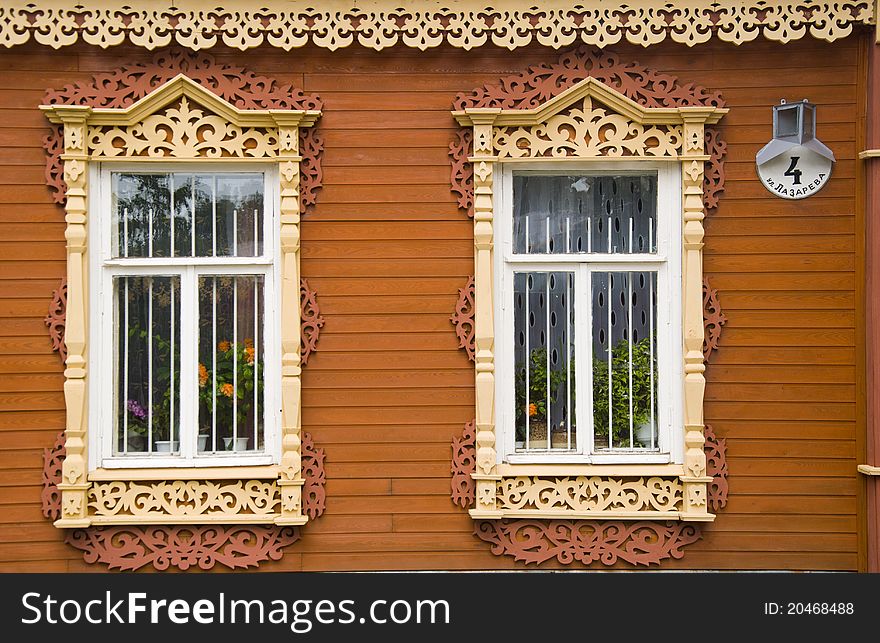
<box><xmin>88</xmin><ymin>97</ymin><xmax>279</xmax><ymax>159</ymax></box>
<box><xmin>40</xmin><ymin>74</ymin><xmax>321</xmax><ymax>528</ymax></box>
<box><xmin>498</xmin><ymin>476</ymin><xmax>683</xmax><ymax>516</ymax></box>
<box><xmin>494</xmin><ymin>96</ymin><xmax>684</xmax><ymax>159</ymax></box>
<box><xmin>0</xmin><ymin>1</ymin><xmax>872</xmax><ymax>50</ymax></box>
<box><xmin>453</xmin><ymin>75</ymin><xmax>726</xmax><ymax>523</ymax></box>
<box><xmin>88</xmin><ymin>480</ymin><xmax>280</xmax><ymax>522</ymax></box>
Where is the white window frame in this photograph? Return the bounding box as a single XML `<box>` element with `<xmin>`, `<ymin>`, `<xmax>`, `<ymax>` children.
<box><xmin>495</xmin><ymin>160</ymin><xmax>684</xmax><ymax>465</ymax></box>
<box><xmin>88</xmin><ymin>162</ymin><xmax>282</xmax><ymax>470</ymax></box>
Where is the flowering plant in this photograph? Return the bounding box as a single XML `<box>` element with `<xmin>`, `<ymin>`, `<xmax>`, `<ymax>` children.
<box><xmin>198</xmin><ymin>338</ymin><xmax>262</xmax><ymax>435</ymax></box>
<box><xmin>126</xmin><ymin>399</ymin><xmax>148</xmax><ymax>436</ymax></box>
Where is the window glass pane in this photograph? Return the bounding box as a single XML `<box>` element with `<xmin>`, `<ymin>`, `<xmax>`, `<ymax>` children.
<box><xmin>112</xmin><ymin>172</ymin><xmax>263</xmax><ymax>259</ymax></box>
<box><xmin>115</xmin><ymin>276</ymin><xmax>181</xmax><ymax>454</ymax></box>
<box><xmin>513</xmin><ymin>174</ymin><xmax>656</xmax><ymax>255</ymax></box>
<box><xmin>514</xmin><ymin>271</ymin><xmax>575</xmax><ymax>451</ymax></box>
<box><xmin>216</xmin><ymin>174</ymin><xmax>263</xmax><ymax>257</ymax></box>
<box><xmin>198</xmin><ymin>275</ymin><xmax>264</xmax><ymax>454</ymax></box>
<box><xmin>112</xmin><ymin>173</ymin><xmax>170</xmax><ymax>258</ymax></box>
<box><xmin>592</xmin><ymin>271</ymin><xmax>658</xmax><ymax>451</ymax></box>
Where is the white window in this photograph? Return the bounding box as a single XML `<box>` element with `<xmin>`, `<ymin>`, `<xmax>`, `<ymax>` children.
<box><xmin>496</xmin><ymin>163</ymin><xmax>683</xmax><ymax>464</ymax></box>
<box><xmin>90</xmin><ymin>166</ymin><xmax>280</xmax><ymax>468</ymax></box>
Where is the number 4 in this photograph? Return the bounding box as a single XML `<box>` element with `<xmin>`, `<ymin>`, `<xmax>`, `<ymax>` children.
<box><xmin>784</xmin><ymin>156</ymin><xmax>803</xmax><ymax>185</ymax></box>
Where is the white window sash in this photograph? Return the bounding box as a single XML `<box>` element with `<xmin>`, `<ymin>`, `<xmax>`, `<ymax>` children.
<box><xmin>89</xmin><ymin>164</ymin><xmax>282</xmax><ymax>470</ymax></box>
<box><xmin>495</xmin><ymin>162</ymin><xmax>683</xmax><ymax>465</ymax></box>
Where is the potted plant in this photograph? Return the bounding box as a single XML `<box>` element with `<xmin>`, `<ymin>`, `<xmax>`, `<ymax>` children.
<box><xmin>124</xmin><ymin>399</ymin><xmax>148</xmax><ymax>452</ymax></box>
<box><xmin>514</xmin><ymin>347</ymin><xmax>570</xmax><ymax>449</ymax></box>
<box><xmin>592</xmin><ymin>337</ymin><xmax>656</xmax><ymax>449</ymax></box>
<box><xmin>198</xmin><ymin>338</ymin><xmax>262</xmax><ymax>453</ymax></box>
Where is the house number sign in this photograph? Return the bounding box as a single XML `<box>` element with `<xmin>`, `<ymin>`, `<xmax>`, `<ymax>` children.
<box><xmin>755</xmin><ymin>99</ymin><xmax>835</xmax><ymax>201</ymax></box>
<box><xmin>756</xmin><ymin>147</ymin><xmax>833</xmax><ymax>199</ymax></box>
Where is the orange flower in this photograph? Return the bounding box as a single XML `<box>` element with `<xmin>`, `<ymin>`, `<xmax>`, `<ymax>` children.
<box><xmin>218</xmin><ymin>340</ymin><xmax>231</xmax><ymax>352</ymax></box>
<box><xmin>528</xmin><ymin>403</ymin><xmax>537</xmax><ymax>417</ymax></box>
<box><xmin>245</xmin><ymin>346</ymin><xmax>255</xmax><ymax>365</ymax></box>
<box><xmin>198</xmin><ymin>363</ymin><xmax>208</xmax><ymax>388</ymax></box>
<box><xmin>220</xmin><ymin>383</ymin><xmax>234</xmax><ymax>398</ymax></box>
<box><xmin>244</xmin><ymin>338</ymin><xmax>254</xmax><ymax>349</ymax></box>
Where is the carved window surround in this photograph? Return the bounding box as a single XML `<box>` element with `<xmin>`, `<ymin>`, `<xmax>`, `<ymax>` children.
<box><xmin>0</xmin><ymin>1</ymin><xmax>872</xmax><ymax>51</ymax></box>
<box><xmin>453</xmin><ymin>78</ymin><xmax>726</xmax><ymax>523</ymax></box>
<box><xmin>41</xmin><ymin>76</ymin><xmax>320</xmax><ymax>529</ymax></box>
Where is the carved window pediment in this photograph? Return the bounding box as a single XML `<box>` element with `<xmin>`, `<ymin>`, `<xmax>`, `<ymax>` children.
<box><xmin>454</xmin><ymin>77</ymin><xmax>726</xmax><ymax>160</ymax></box>
<box><xmin>42</xmin><ymin>74</ymin><xmax>320</xmax><ymax>161</ymax></box>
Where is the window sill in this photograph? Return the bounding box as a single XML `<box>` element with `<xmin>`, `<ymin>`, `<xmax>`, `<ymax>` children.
<box><xmin>497</xmin><ymin>462</ymin><xmax>683</xmax><ymax>477</ymax></box>
<box><xmin>473</xmin><ymin>461</ymin><xmax>714</xmax><ymax>523</ymax></box>
<box><xmin>88</xmin><ymin>464</ymin><xmax>279</xmax><ymax>481</ymax></box>
<box><xmin>505</xmin><ymin>453</ymin><xmax>673</xmax><ymax>466</ymax></box>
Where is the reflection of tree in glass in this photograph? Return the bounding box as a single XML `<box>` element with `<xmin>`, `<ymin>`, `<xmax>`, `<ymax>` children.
<box><xmin>114</xmin><ymin>174</ymin><xmax>171</xmax><ymax>258</ymax></box>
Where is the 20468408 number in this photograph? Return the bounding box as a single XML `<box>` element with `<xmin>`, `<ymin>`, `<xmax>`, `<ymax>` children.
<box><xmin>787</xmin><ymin>603</ymin><xmax>853</xmax><ymax>615</ymax></box>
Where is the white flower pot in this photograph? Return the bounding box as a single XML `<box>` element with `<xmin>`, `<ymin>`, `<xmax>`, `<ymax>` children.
<box><xmin>154</xmin><ymin>440</ymin><xmax>179</xmax><ymax>452</ymax></box>
<box><xmin>198</xmin><ymin>434</ymin><xmax>210</xmax><ymax>451</ymax></box>
<box><xmin>126</xmin><ymin>433</ymin><xmax>145</xmax><ymax>452</ymax></box>
<box><xmin>635</xmin><ymin>422</ymin><xmax>654</xmax><ymax>446</ymax></box>
<box><xmin>223</xmin><ymin>437</ymin><xmax>250</xmax><ymax>452</ymax></box>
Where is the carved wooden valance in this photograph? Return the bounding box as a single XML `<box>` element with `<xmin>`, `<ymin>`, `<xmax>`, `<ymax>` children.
<box><xmin>0</xmin><ymin>1</ymin><xmax>872</xmax><ymax>51</ymax></box>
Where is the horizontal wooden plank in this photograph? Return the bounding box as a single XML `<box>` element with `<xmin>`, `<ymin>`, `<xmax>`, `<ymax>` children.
<box><xmin>706</xmin><ymin>365</ymin><xmax>855</xmax><ymax>384</ymax></box>
<box><xmin>702</xmin><ymin>421</ymin><xmax>854</xmax><ymax>441</ymax></box>
<box><xmin>704</xmin><ymin>401</ymin><xmax>855</xmax><ymax>421</ymax></box>
<box><xmin>704</xmin><ymin>383</ymin><xmax>854</xmax><ymax>402</ymax></box>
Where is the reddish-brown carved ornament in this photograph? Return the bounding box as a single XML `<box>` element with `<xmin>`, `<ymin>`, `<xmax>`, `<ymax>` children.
<box><xmin>450</xmin><ymin>276</ymin><xmax>475</xmax><ymax>362</ymax></box>
<box><xmin>448</xmin><ymin>129</ymin><xmax>474</xmax><ymax>215</ymax></box>
<box><xmin>299</xmin><ymin>127</ymin><xmax>324</xmax><ymax>215</ymax></box>
<box><xmin>300</xmin><ymin>277</ymin><xmax>325</xmax><ymax>366</ymax></box>
<box><xmin>704</xmin><ymin>129</ymin><xmax>728</xmax><ymax>210</ymax></box>
<box><xmin>703</xmin><ymin>276</ymin><xmax>728</xmax><ymax>362</ymax></box>
<box><xmin>44</xmin><ymin>278</ymin><xmax>67</xmax><ymax>363</ymax></box>
<box><xmin>44</xmin><ymin>431</ymin><xmax>328</xmax><ymax>570</ymax></box>
<box><xmin>302</xmin><ymin>432</ymin><xmax>327</xmax><ymax>520</ymax></box>
<box><xmin>42</xmin><ymin>50</ymin><xmax>323</xmax><ymax>212</ymax></box>
<box><xmin>41</xmin><ymin>431</ymin><xmax>66</xmax><ymax>521</ymax></box>
<box><xmin>451</xmin><ymin>420</ymin><xmax>476</xmax><ymax>508</ymax></box>
<box><xmin>450</xmin><ymin>47</ymin><xmax>726</xmax><ymax>216</ymax></box>
<box><xmin>475</xmin><ymin>520</ymin><xmax>701</xmax><ymax>567</ymax></box>
<box><xmin>66</xmin><ymin>525</ymin><xmax>300</xmax><ymax>572</ymax></box>
<box><xmin>704</xmin><ymin>424</ymin><xmax>729</xmax><ymax>512</ymax></box>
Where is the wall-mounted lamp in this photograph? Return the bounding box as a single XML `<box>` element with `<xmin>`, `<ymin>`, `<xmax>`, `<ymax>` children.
<box><xmin>756</xmin><ymin>99</ymin><xmax>835</xmax><ymax>166</ymax></box>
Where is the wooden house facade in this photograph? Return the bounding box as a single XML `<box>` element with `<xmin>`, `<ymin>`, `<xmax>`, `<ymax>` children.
<box><xmin>0</xmin><ymin>1</ymin><xmax>878</xmax><ymax>572</ymax></box>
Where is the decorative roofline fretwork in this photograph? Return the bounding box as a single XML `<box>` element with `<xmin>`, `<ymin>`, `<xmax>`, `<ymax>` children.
<box><xmin>0</xmin><ymin>1</ymin><xmax>871</xmax><ymax>52</ymax></box>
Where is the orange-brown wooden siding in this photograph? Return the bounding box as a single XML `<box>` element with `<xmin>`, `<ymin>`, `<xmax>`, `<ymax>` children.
<box><xmin>0</xmin><ymin>33</ymin><xmax>867</xmax><ymax>571</ymax></box>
